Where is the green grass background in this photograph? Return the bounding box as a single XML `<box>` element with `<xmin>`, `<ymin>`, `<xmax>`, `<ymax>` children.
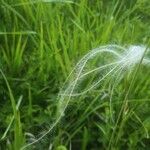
<box><xmin>0</xmin><ymin>0</ymin><xmax>150</xmax><ymax>149</ymax></box>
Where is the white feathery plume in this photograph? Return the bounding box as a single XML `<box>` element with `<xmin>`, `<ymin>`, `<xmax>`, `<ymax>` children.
<box><xmin>21</xmin><ymin>44</ymin><xmax>149</xmax><ymax>149</ymax></box>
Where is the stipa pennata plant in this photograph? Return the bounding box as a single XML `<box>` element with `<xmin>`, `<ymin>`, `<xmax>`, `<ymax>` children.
<box><xmin>22</xmin><ymin>44</ymin><xmax>150</xmax><ymax>149</ymax></box>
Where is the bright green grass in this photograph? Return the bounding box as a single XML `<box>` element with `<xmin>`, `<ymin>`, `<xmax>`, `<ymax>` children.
<box><xmin>0</xmin><ymin>0</ymin><xmax>150</xmax><ymax>150</ymax></box>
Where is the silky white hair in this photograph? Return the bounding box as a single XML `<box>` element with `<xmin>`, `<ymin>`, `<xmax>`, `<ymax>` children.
<box><xmin>22</xmin><ymin>44</ymin><xmax>150</xmax><ymax>149</ymax></box>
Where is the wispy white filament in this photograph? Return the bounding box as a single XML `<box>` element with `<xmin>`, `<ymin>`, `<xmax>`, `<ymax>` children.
<box><xmin>22</xmin><ymin>44</ymin><xmax>149</xmax><ymax>149</ymax></box>
<box><xmin>120</xmin><ymin>45</ymin><xmax>147</xmax><ymax>67</ymax></box>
